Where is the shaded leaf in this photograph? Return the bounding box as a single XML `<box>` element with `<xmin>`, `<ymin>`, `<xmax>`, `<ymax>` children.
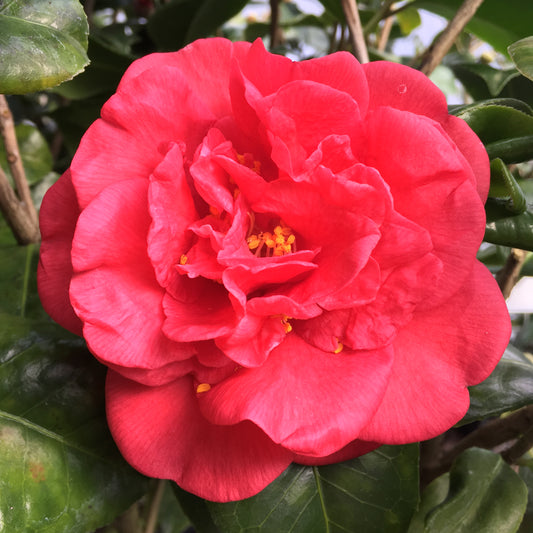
<box><xmin>518</xmin><ymin>464</ymin><xmax>533</xmax><ymax>533</ymax></box>
<box><xmin>206</xmin><ymin>445</ymin><xmax>419</xmax><ymax>533</ymax></box>
<box><xmin>447</xmin><ymin>61</ymin><xmax>521</xmax><ymax>101</ymax></box>
<box><xmin>0</xmin><ymin>314</ymin><xmax>149</xmax><ymax>532</ymax></box>
<box><xmin>0</xmin><ymin>0</ymin><xmax>89</xmax><ymax>93</ymax></box>
<box><xmin>463</xmin><ymin>345</ymin><xmax>533</xmax><ymax>425</ymax></box>
<box><xmin>489</xmin><ymin>158</ymin><xmax>527</xmax><ymax>214</ymax></box>
<box><xmin>148</xmin><ymin>0</ymin><xmax>248</xmax><ymax>51</ymax></box>
<box><xmin>509</xmin><ymin>36</ymin><xmax>533</xmax><ymax>82</ymax></box>
<box><xmin>408</xmin><ymin>448</ymin><xmax>527</xmax><ymax>533</ymax></box>
<box><xmin>0</xmin><ymin>124</ymin><xmax>53</xmax><ymax>186</ymax></box>
<box><xmin>53</xmin><ymin>36</ymin><xmax>133</xmax><ymax>100</ymax></box>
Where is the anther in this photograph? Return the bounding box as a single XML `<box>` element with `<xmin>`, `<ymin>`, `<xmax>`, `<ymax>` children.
<box><xmin>196</xmin><ymin>383</ymin><xmax>211</xmax><ymax>393</ymax></box>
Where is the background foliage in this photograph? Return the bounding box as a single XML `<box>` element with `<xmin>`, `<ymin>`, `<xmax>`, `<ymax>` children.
<box><xmin>1</xmin><ymin>0</ymin><xmax>533</xmax><ymax>531</ymax></box>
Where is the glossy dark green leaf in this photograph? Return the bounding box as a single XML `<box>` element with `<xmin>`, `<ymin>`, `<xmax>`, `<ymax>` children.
<box><xmin>53</xmin><ymin>36</ymin><xmax>132</xmax><ymax>100</ymax></box>
<box><xmin>489</xmin><ymin>158</ymin><xmax>527</xmax><ymax>214</ymax></box>
<box><xmin>408</xmin><ymin>448</ymin><xmax>527</xmax><ymax>533</ymax></box>
<box><xmin>518</xmin><ymin>464</ymin><xmax>533</xmax><ymax>533</ymax></box>
<box><xmin>148</xmin><ymin>0</ymin><xmax>247</xmax><ymax>52</ymax></box>
<box><xmin>206</xmin><ymin>445</ymin><xmax>419</xmax><ymax>533</ymax></box>
<box><xmin>454</xmin><ymin>100</ymin><xmax>533</xmax><ymax>144</ymax></box>
<box><xmin>509</xmin><ymin>36</ymin><xmax>533</xmax><ymax>82</ymax></box>
<box><xmin>413</xmin><ymin>0</ymin><xmax>533</xmax><ymax>55</ymax></box>
<box><xmin>0</xmin><ymin>313</ymin><xmax>149</xmax><ymax>532</ymax></box>
<box><xmin>485</xmin><ymin>201</ymin><xmax>533</xmax><ymax>251</ymax></box>
<box><xmin>157</xmin><ymin>482</ymin><xmax>192</xmax><ymax>533</ymax></box>
<box><xmin>463</xmin><ymin>345</ymin><xmax>533</xmax><ymax>425</ymax></box>
<box><xmin>0</xmin><ymin>0</ymin><xmax>89</xmax><ymax>94</ymax></box>
<box><xmin>486</xmin><ymin>135</ymin><xmax>533</xmax><ymax>164</ymax></box>
<box><xmin>184</xmin><ymin>0</ymin><xmax>249</xmax><ymax>44</ymax></box>
<box><xmin>0</xmin><ymin>124</ymin><xmax>53</xmax><ymax>186</ymax></box>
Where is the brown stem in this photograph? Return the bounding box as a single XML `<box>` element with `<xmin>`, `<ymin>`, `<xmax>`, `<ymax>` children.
<box><xmin>377</xmin><ymin>15</ymin><xmax>394</xmax><ymax>52</ymax></box>
<box><xmin>144</xmin><ymin>480</ymin><xmax>166</xmax><ymax>533</ymax></box>
<box><xmin>364</xmin><ymin>0</ymin><xmax>396</xmax><ymax>36</ymax></box>
<box><xmin>0</xmin><ymin>165</ymin><xmax>40</xmax><ymax>244</ymax></box>
<box><xmin>269</xmin><ymin>0</ymin><xmax>281</xmax><ymax>49</ymax></box>
<box><xmin>424</xmin><ymin>406</ymin><xmax>533</xmax><ymax>483</ymax></box>
<box><xmin>418</xmin><ymin>0</ymin><xmax>485</xmax><ymax>75</ymax></box>
<box><xmin>496</xmin><ymin>248</ymin><xmax>528</xmax><ymax>299</ymax></box>
<box><xmin>341</xmin><ymin>0</ymin><xmax>369</xmax><ymax>63</ymax></box>
<box><xmin>0</xmin><ymin>95</ymin><xmax>40</xmax><ymax>244</ymax></box>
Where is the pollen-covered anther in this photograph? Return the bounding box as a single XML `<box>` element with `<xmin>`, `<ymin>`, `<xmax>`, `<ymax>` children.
<box><xmin>247</xmin><ymin>221</ymin><xmax>296</xmax><ymax>257</ymax></box>
<box><xmin>179</xmin><ymin>254</ymin><xmax>188</xmax><ymax>265</ymax></box>
<box><xmin>333</xmin><ymin>338</ymin><xmax>344</xmax><ymax>354</ymax></box>
<box><xmin>279</xmin><ymin>315</ymin><xmax>293</xmax><ymax>334</ymax></box>
<box><xmin>196</xmin><ymin>383</ymin><xmax>211</xmax><ymax>394</ymax></box>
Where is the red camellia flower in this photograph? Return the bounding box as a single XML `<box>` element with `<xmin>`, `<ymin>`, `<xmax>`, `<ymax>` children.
<box><xmin>38</xmin><ymin>38</ymin><xmax>511</xmax><ymax>502</ymax></box>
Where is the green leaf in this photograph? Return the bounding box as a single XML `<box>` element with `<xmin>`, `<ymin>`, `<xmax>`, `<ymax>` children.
<box><xmin>148</xmin><ymin>0</ymin><xmax>248</xmax><ymax>52</ymax></box>
<box><xmin>463</xmin><ymin>345</ymin><xmax>533</xmax><ymax>425</ymax></box>
<box><xmin>396</xmin><ymin>7</ymin><xmax>422</xmax><ymax>36</ymax></box>
<box><xmin>184</xmin><ymin>0</ymin><xmax>249</xmax><ymax>44</ymax></box>
<box><xmin>408</xmin><ymin>448</ymin><xmax>527</xmax><ymax>533</ymax></box>
<box><xmin>0</xmin><ymin>0</ymin><xmax>89</xmax><ymax>94</ymax></box>
<box><xmin>489</xmin><ymin>158</ymin><xmax>527</xmax><ymax>214</ymax></box>
<box><xmin>0</xmin><ymin>124</ymin><xmax>53</xmax><ymax>186</ymax></box>
<box><xmin>53</xmin><ymin>36</ymin><xmax>132</xmax><ymax>100</ymax></box>
<box><xmin>206</xmin><ymin>445</ymin><xmax>419</xmax><ymax>533</ymax></box>
<box><xmin>486</xmin><ymin>135</ymin><xmax>533</xmax><ymax>164</ymax></box>
<box><xmin>509</xmin><ymin>36</ymin><xmax>533</xmax><ymax>82</ymax></box>
<box><xmin>453</xmin><ymin>100</ymin><xmax>533</xmax><ymax>144</ymax></box>
<box><xmin>485</xmin><ymin>201</ymin><xmax>533</xmax><ymax>251</ymax></box>
<box><xmin>447</xmin><ymin>61</ymin><xmax>521</xmax><ymax>101</ymax></box>
<box><xmin>518</xmin><ymin>465</ymin><xmax>533</xmax><ymax>532</ymax></box>
<box><xmin>413</xmin><ymin>0</ymin><xmax>533</xmax><ymax>55</ymax></box>
<box><xmin>0</xmin><ymin>313</ymin><xmax>149</xmax><ymax>532</ymax></box>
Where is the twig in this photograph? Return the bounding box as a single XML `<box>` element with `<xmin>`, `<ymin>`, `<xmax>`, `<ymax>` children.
<box><xmin>0</xmin><ymin>165</ymin><xmax>40</xmax><ymax>244</ymax></box>
<box><xmin>418</xmin><ymin>0</ymin><xmax>485</xmax><ymax>75</ymax></box>
<box><xmin>144</xmin><ymin>480</ymin><xmax>166</xmax><ymax>533</ymax></box>
<box><xmin>0</xmin><ymin>96</ymin><xmax>38</xmax><ymax>226</ymax></box>
<box><xmin>423</xmin><ymin>406</ymin><xmax>533</xmax><ymax>483</ymax></box>
<box><xmin>496</xmin><ymin>248</ymin><xmax>528</xmax><ymax>299</ymax></box>
<box><xmin>377</xmin><ymin>15</ymin><xmax>394</xmax><ymax>52</ymax></box>
<box><xmin>364</xmin><ymin>0</ymin><xmax>396</xmax><ymax>36</ymax></box>
<box><xmin>0</xmin><ymin>95</ymin><xmax>40</xmax><ymax>244</ymax></box>
<box><xmin>341</xmin><ymin>0</ymin><xmax>369</xmax><ymax>63</ymax></box>
<box><xmin>269</xmin><ymin>0</ymin><xmax>281</xmax><ymax>49</ymax></box>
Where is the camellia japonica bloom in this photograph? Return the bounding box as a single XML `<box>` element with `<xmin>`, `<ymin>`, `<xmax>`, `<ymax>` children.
<box><xmin>38</xmin><ymin>38</ymin><xmax>511</xmax><ymax>502</ymax></box>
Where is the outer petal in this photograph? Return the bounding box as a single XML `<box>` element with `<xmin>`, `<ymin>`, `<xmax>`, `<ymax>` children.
<box><xmin>70</xmin><ymin>179</ymin><xmax>194</xmax><ymax>385</ymax></box>
<box><xmin>363</xmin><ymin>60</ymin><xmax>448</xmax><ymax>122</ymax></box>
<box><xmin>106</xmin><ymin>371</ymin><xmax>293</xmax><ymax>502</ymax></box>
<box><xmin>199</xmin><ymin>334</ymin><xmax>394</xmax><ymax>457</ymax></box>
<box><xmin>37</xmin><ymin>171</ymin><xmax>83</xmax><ymax>335</ymax></box>
<box><xmin>358</xmin><ymin>261</ymin><xmax>511</xmax><ymax>443</ymax></box>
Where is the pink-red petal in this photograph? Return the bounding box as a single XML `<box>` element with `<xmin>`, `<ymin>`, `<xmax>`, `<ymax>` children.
<box><xmin>358</xmin><ymin>261</ymin><xmax>511</xmax><ymax>443</ymax></box>
<box><xmin>37</xmin><ymin>171</ymin><xmax>83</xmax><ymax>335</ymax></box>
<box><xmin>106</xmin><ymin>371</ymin><xmax>293</xmax><ymax>502</ymax></box>
<box><xmin>199</xmin><ymin>334</ymin><xmax>394</xmax><ymax>457</ymax></box>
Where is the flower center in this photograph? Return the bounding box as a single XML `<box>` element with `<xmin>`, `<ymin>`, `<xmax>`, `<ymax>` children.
<box><xmin>247</xmin><ymin>220</ymin><xmax>296</xmax><ymax>257</ymax></box>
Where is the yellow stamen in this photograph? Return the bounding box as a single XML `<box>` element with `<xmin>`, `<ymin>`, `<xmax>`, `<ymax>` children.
<box><xmin>179</xmin><ymin>254</ymin><xmax>188</xmax><ymax>265</ymax></box>
<box><xmin>280</xmin><ymin>315</ymin><xmax>293</xmax><ymax>334</ymax></box>
<box><xmin>333</xmin><ymin>340</ymin><xmax>344</xmax><ymax>354</ymax></box>
<box><xmin>196</xmin><ymin>383</ymin><xmax>211</xmax><ymax>393</ymax></box>
<box><xmin>247</xmin><ymin>221</ymin><xmax>296</xmax><ymax>258</ymax></box>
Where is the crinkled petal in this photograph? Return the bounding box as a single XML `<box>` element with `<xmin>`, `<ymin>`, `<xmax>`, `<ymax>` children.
<box><xmin>106</xmin><ymin>371</ymin><xmax>293</xmax><ymax>502</ymax></box>
<box><xmin>199</xmin><ymin>334</ymin><xmax>394</xmax><ymax>457</ymax></box>
<box><xmin>70</xmin><ymin>179</ymin><xmax>193</xmax><ymax>384</ymax></box>
<box><xmin>359</xmin><ymin>261</ymin><xmax>511</xmax><ymax>443</ymax></box>
<box><xmin>148</xmin><ymin>142</ymin><xmax>198</xmax><ymax>288</ymax></box>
